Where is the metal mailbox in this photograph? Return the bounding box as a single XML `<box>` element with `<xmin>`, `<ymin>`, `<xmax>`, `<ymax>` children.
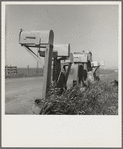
<box><xmin>39</xmin><ymin>44</ymin><xmax>70</xmax><ymax>57</ymax></box>
<box><xmin>98</xmin><ymin>60</ymin><xmax>105</xmax><ymax>66</ymax></box>
<box><xmin>91</xmin><ymin>61</ymin><xmax>99</xmax><ymax>67</ymax></box>
<box><xmin>54</xmin><ymin>44</ymin><xmax>70</xmax><ymax>57</ymax></box>
<box><xmin>73</xmin><ymin>52</ymin><xmax>88</xmax><ymax>63</ymax></box>
<box><xmin>85</xmin><ymin>51</ymin><xmax>92</xmax><ymax>62</ymax></box>
<box><xmin>19</xmin><ymin>30</ymin><xmax>54</xmax><ymax>47</ymax></box>
<box><xmin>91</xmin><ymin>60</ymin><xmax>105</xmax><ymax>67</ymax></box>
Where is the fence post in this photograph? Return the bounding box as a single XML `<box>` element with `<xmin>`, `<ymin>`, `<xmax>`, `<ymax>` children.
<box><xmin>65</xmin><ymin>53</ymin><xmax>73</xmax><ymax>83</ymax></box>
<box><xmin>5</xmin><ymin>65</ymin><xmax>8</xmax><ymax>75</ymax></box>
<box><xmin>27</xmin><ymin>65</ymin><xmax>29</xmax><ymax>74</ymax></box>
<box><xmin>16</xmin><ymin>66</ymin><xmax>17</xmax><ymax>74</ymax></box>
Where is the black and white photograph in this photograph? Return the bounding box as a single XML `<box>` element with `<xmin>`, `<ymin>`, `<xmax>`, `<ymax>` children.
<box><xmin>2</xmin><ymin>1</ymin><xmax>122</xmax><ymax>148</ymax></box>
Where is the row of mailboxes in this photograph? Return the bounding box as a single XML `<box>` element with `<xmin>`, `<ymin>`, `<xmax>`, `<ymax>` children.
<box><xmin>19</xmin><ymin>30</ymin><xmax>105</xmax><ymax>113</ymax></box>
<box><xmin>19</xmin><ymin>30</ymin><xmax>106</xmax><ymax>67</ymax></box>
<box><xmin>19</xmin><ymin>30</ymin><xmax>104</xmax><ymax>68</ymax></box>
<box><xmin>19</xmin><ymin>30</ymin><xmax>93</xmax><ymax>63</ymax></box>
<box><xmin>19</xmin><ymin>30</ymin><xmax>71</xmax><ymax>58</ymax></box>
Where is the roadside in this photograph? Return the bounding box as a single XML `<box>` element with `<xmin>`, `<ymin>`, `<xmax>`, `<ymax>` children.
<box><xmin>5</xmin><ymin>71</ymin><xmax>118</xmax><ymax>115</ymax></box>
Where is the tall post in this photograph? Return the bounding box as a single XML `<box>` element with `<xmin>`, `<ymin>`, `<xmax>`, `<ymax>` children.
<box><xmin>53</xmin><ymin>58</ymin><xmax>61</xmax><ymax>82</ymax></box>
<box><xmin>42</xmin><ymin>45</ymin><xmax>53</xmax><ymax>100</ymax></box>
<box><xmin>73</xmin><ymin>63</ymin><xmax>79</xmax><ymax>86</ymax></box>
<box><xmin>53</xmin><ymin>57</ymin><xmax>57</xmax><ymax>81</ymax></box>
<box><xmin>65</xmin><ymin>63</ymin><xmax>72</xmax><ymax>83</ymax></box>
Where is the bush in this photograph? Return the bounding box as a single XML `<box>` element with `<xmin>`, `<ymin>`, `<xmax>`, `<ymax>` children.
<box><xmin>39</xmin><ymin>80</ymin><xmax>118</xmax><ymax>115</ymax></box>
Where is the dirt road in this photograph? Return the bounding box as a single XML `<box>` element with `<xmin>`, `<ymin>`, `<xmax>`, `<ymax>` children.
<box><xmin>5</xmin><ymin>77</ymin><xmax>43</xmax><ymax>114</ymax></box>
<box><xmin>5</xmin><ymin>76</ymin><xmax>73</xmax><ymax>114</ymax></box>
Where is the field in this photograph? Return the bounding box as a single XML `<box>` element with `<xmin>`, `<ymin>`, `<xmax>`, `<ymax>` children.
<box><xmin>5</xmin><ymin>68</ymin><xmax>44</xmax><ymax>78</ymax></box>
<box><xmin>5</xmin><ymin>68</ymin><xmax>118</xmax><ymax>115</ymax></box>
<box><xmin>5</xmin><ymin>67</ymin><xmax>115</xmax><ymax>79</ymax></box>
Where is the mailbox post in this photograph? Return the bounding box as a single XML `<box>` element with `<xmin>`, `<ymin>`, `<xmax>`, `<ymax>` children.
<box><xmin>42</xmin><ymin>45</ymin><xmax>53</xmax><ymax>99</ymax></box>
<box><xmin>91</xmin><ymin>60</ymin><xmax>105</xmax><ymax>81</ymax></box>
<box><xmin>73</xmin><ymin>51</ymin><xmax>92</xmax><ymax>86</ymax></box>
<box><xmin>19</xmin><ymin>30</ymin><xmax>54</xmax><ymax>100</ymax></box>
<box><xmin>39</xmin><ymin>44</ymin><xmax>71</xmax><ymax>86</ymax></box>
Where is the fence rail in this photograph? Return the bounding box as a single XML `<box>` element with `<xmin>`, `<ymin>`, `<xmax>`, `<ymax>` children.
<box><xmin>5</xmin><ymin>65</ymin><xmax>17</xmax><ymax>75</ymax></box>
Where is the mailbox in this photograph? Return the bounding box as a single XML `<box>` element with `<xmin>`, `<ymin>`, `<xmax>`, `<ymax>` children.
<box><xmin>73</xmin><ymin>52</ymin><xmax>88</xmax><ymax>63</ymax></box>
<box><xmin>98</xmin><ymin>60</ymin><xmax>105</xmax><ymax>66</ymax></box>
<box><xmin>39</xmin><ymin>44</ymin><xmax>70</xmax><ymax>57</ymax></box>
<box><xmin>54</xmin><ymin>44</ymin><xmax>70</xmax><ymax>57</ymax></box>
<box><xmin>91</xmin><ymin>60</ymin><xmax>105</xmax><ymax>67</ymax></box>
<box><xmin>61</xmin><ymin>53</ymin><xmax>74</xmax><ymax>66</ymax></box>
<box><xmin>91</xmin><ymin>61</ymin><xmax>99</xmax><ymax>67</ymax></box>
<box><xmin>85</xmin><ymin>51</ymin><xmax>92</xmax><ymax>62</ymax></box>
<box><xmin>39</xmin><ymin>50</ymin><xmax>58</xmax><ymax>58</ymax></box>
<box><xmin>19</xmin><ymin>29</ymin><xmax>55</xmax><ymax>101</ymax></box>
<box><xmin>19</xmin><ymin>30</ymin><xmax>54</xmax><ymax>47</ymax></box>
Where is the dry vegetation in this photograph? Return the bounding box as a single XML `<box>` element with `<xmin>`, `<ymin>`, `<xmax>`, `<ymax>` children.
<box><xmin>37</xmin><ymin>78</ymin><xmax>118</xmax><ymax>115</ymax></box>
<box><xmin>5</xmin><ymin>68</ymin><xmax>118</xmax><ymax>115</ymax></box>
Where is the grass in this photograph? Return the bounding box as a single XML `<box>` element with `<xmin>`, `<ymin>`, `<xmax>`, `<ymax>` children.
<box><xmin>38</xmin><ymin>79</ymin><xmax>118</xmax><ymax>115</ymax></box>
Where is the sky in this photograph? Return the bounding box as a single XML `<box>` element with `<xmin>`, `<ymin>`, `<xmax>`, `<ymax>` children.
<box><xmin>5</xmin><ymin>3</ymin><xmax>119</xmax><ymax>69</ymax></box>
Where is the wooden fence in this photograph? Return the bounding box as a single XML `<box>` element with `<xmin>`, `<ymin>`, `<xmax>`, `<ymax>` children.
<box><xmin>5</xmin><ymin>65</ymin><xmax>17</xmax><ymax>75</ymax></box>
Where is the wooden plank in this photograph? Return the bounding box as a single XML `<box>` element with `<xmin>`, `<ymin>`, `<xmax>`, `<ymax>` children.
<box><xmin>65</xmin><ymin>53</ymin><xmax>73</xmax><ymax>82</ymax></box>
<box><xmin>42</xmin><ymin>46</ymin><xmax>53</xmax><ymax>99</ymax></box>
<box><xmin>65</xmin><ymin>63</ymin><xmax>72</xmax><ymax>83</ymax></box>
<box><xmin>73</xmin><ymin>63</ymin><xmax>79</xmax><ymax>84</ymax></box>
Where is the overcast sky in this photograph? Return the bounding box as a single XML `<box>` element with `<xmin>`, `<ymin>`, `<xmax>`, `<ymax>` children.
<box><xmin>5</xmin><ymin>3</ymin><xmax>119</xmax><ymax>69</ymax></box>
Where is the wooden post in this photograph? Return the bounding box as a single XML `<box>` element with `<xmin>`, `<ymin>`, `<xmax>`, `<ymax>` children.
<box><xmin>65</xmin><ymin>63</ymin><xmax>72</xmax><ymax>83</ymax></box>
<box><xmin>53</xmin><ymin>58</ymin><xmax>57</xmax><ymax>81</ymax></box>
<box><xmin>27</xmin><ymin>65</ymin><xmax>29</xmax><ymax>74</ymax></box>
<box><xmin>65</xmin><ymin>53</ymin><xmax>73</xmax><ymax>83</ymax></box>
<box><xmin>77</xmin><ymin>63</ymin><xmax>79</xmax><ymax>85</ymax></box>
<box><xmin>73</xmin><ymin>63</ymin><xmax>79</xmax><ymax>86</ymax></box>
<box><xmin>53</xmin><ymin>58</ymin><xmax>61</xmax><ymax>82</ymax></box>
<box><xmin>37</xmin><ymin>48</ymin><xmax>39</xmax><ymax>74</ymax></box>
<box><xmin>42</xmin><ymin>45</ymin><xmax>53</xmax><ymax>100</ymax></box>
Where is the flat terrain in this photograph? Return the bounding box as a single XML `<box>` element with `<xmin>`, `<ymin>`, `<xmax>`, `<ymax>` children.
<box><xmin>5</xmin><ymin>77</ymin><xmax>42</xmax><ymax>114</ymax></box>
<box><xmin>5</xmin><ymin>76</ymin><xmax>73</xmax><ymax>114</ymax></box>
<box><xmin>5</xmin><ymin>71</ymin><xmax>118</xmax><ymax>115</ymax></box>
